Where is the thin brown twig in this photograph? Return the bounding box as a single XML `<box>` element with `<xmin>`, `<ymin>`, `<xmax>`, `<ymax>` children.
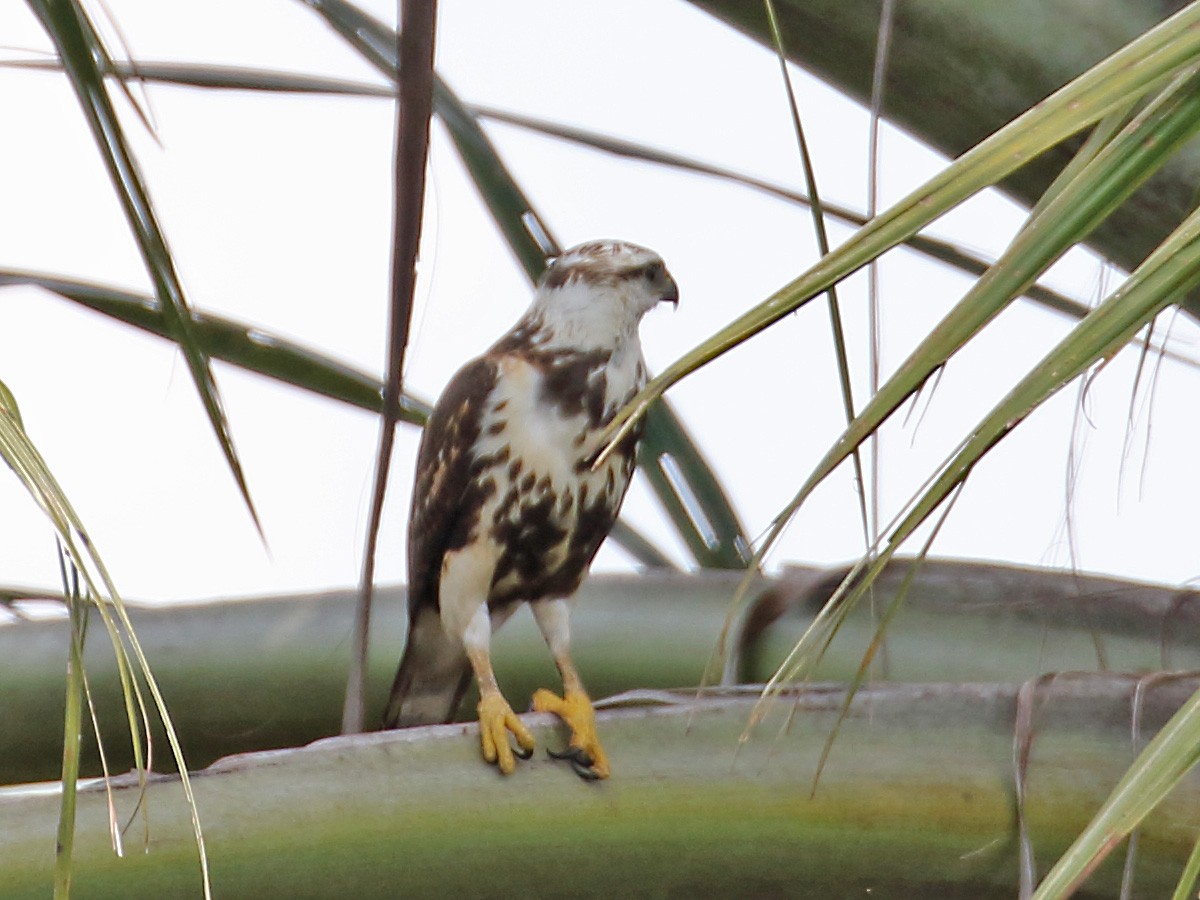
<box><xmin>343</xmin><ymin>0</ymin><xmax>438</xmax><ymax>735</ymax></box>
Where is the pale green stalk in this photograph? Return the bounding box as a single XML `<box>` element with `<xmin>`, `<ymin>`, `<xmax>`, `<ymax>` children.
<box><xmin>596</xmin><ymin>2</ymin><xmax>1200</xmax><ymax>463</ymax></box>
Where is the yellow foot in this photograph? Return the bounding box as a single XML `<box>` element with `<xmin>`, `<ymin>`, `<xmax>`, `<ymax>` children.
<box><xmin>531</xmin><ymin>688</ymin><xmax>610</xmax><ymax>780</ymax></box>
<box><xmin>477</xmin><ymin>692</ymin><xmax>536</xmax><ymax>775</ymax></box>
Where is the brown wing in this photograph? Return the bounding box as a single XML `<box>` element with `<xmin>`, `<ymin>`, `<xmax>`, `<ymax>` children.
<box><xmin>384</xmin><ymin>357</ymin><xmax>499</xmax><ymax>728</ymax></box>
<box><xmin>406</xmin><ymin>356</ymin><xmax>499</xmax><ymax>618</ymax></box>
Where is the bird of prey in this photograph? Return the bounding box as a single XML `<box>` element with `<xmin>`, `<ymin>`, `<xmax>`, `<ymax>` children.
<box><xmin>383</xmin><ymin>240</ymin><xmax>678</xmax><ymax>779</ymax></box>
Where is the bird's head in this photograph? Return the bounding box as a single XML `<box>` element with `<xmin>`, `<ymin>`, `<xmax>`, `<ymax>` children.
<box><xmin>524</xmin><ymin>240</ymin><xmax>678</xmax><ymax>350</ymax></box>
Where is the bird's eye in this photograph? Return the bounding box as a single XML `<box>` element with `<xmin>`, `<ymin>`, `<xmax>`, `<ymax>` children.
<box><xmin>643</xmin><ymin>262</ymin><xmax>663</xmax><ymax>281</ymax></box>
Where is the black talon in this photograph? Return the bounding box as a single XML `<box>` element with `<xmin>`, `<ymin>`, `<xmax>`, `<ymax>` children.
<box><xmin>571</xmin><ymin>759</ymin><xmax>602</xmax><ymax>781</ymax></box>
<box><xmin>547</xmin><ymin>746</ymin><xmax>599</xmax><ymax>780</ymax></box>
<box><xmin>513</xmin><ymin>744</ymin><xmax>534</xmax><ymax>761</ymax></box>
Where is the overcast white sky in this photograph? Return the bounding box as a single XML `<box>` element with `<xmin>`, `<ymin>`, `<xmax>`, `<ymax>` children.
<box><xmin>1</xmin><ymin>0</ymin><xmax>1198</xmax><ymax>604</ymax></box>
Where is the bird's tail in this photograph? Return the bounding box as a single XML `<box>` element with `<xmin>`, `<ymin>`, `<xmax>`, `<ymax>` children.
<box><xmin>382</xmin><ymin>606</ymin><xmax>473</xmax><ymax>728</ymax></box>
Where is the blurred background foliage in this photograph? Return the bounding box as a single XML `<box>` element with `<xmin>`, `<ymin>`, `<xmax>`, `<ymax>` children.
<box><xmin>4</xmin><ymin>1</ymin><xmax>1200</xmax><ymax>897</ymax></box>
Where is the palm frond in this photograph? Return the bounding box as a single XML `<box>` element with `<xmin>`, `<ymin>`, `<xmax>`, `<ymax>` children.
<box><xmin>299</xmin><ymin>0</ymin><xmax>751</xmax><ymax>568</ymax></box>
<box><xmin>595</xmin><ymin>5</ymin><xmax>1200</xmax><ymax>458</ymax></box>
<box><xmin>0</xmin><ymin>375</ymin><xmax>212</xmax><ymax>898</ymax></box>
<box><xmin>26</xmin><ymin>0</ymin><xmax>262</xmax><ymax>538</ymax></box>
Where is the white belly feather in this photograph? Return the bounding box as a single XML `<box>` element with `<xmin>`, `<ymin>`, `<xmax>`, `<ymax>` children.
<box><xmin>472</xmin><ymin>348</ymin><xmax>643</xmax><ymax>597</ymax></box>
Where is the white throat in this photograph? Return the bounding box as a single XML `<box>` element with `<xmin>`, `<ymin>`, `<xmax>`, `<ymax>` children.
<box><xmin>524</xmin><ymin>281</ymin><xmax>647</xmax><ymax>353</ymax></box>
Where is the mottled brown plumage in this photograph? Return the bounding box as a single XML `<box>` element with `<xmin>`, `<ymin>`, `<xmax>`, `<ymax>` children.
<box><xmin>383</xmin><ymin>240</ymin><xmax>677</xmax><ymax>778</ymax></box>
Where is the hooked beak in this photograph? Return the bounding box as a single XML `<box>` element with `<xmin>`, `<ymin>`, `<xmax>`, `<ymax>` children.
<box><xmin>661</xmin><ymin>274</ymin><xmax>679</xmax><ymax>309</ymax></box>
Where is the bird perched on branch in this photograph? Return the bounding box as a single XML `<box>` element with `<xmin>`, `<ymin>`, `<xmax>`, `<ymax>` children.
<box><xmin>383</xmin><ymin>240</ymin><xmax>678</xmax><ymax>780</ymax></box>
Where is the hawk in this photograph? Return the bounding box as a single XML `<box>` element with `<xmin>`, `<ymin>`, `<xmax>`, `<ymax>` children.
<box><xmin>383</xmin><ymin>240</ymin><xmax>678</xmax><ymax>779</ymax></box>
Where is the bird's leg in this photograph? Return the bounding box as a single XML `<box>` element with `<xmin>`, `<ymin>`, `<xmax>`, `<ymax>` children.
<box><xmin>462</xmin><ymin>604</ymin><xmax>535</xmax><ymax>775</ymax></box>
<box><xmin>530</xmin><ymin>598</ymin><xmax>610</xmax><ymax>780</ymax></box>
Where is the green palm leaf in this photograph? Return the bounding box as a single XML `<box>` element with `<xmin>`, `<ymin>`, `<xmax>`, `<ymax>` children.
<box><xmin>26</xmin><ymin>0</ymin><xmax>261</xmax><ymax>537</ymax></box>
<box><xmin>298</xmin><ymin>0</ymin><xmax>751</xmax><ymax>569</ymax></box>
<box><xmin>0</xmin><ymin>378</ymin><xmax>212</xmax><ymax>899</ymax></box>
<box><xmin>596</xmin><ymin>3</ymin><xmax>1200</xmax><ymax>457</ymax></box>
